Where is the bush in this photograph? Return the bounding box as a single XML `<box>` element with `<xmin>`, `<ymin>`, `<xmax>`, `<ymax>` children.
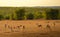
<box><xmin>27</xmin><ymin>13</ymin><xmax>34</xmax><ymax>20</ymax></box>
<box><xmin>0</xmin><ymin>15</ymin><xmax>4</xmax><ymax>20</ymax></box>
<box><xmin>16</xmin><ymin>9</ymin><xmax>25</xmax><ymax>20</ymax></box>
<box><xmin>46</xmin><ymin>9</ymin><xmax>59</xmax><ymax>20</ymax></box>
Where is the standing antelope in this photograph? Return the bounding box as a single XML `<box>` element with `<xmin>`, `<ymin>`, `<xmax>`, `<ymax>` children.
<box><xmin>46</xmin><ymin>24</ymin><xmax>52</xmax><ymax>32</ymax></box>
<box><xmin>16</xmin><ymin>25</ymin><xmax>22</xmax><ymax>32</ymax></box>
<box><xmin>5</xmin><ymin>24</ymin><xmax>7</xmax><ymax>28</ymax></box>
<box><xmin>53</xmin><ymin>22</ymin><xmax>55</xmax><ymax>27</ymax></box>
<box><xmin>23</xmin><ymin>26</ymin><xmax>25</xmax><ymax>29</ymax></box>
<box><xmin>4</xmin><ymin>24</ymin><xmax>7</xmax><ymax>32</ymax></box>
<box><xmin>22</xmin><ymin>25</ymin><xmax>25</xmax><ymax>33</ymax></box>
<box><xmin>8</xmin><ymin>25</ymin><xmax>14</xmax><ymax>32</ymax></box>
<box><xmin>53</xmin><ymin>22</ymin><xmax>56</xmax><ymax>31</ymax></box>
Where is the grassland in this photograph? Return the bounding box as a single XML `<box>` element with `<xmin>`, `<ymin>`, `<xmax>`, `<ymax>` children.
<box><xmin>0</xmin><ymin>6</ymin><xmax>60</xmax><ymax>37</ymax></box>
<box><xmin>0</xmin><ymin>20</ymin><xmax>60</xmax><ymax>37</ymax></box>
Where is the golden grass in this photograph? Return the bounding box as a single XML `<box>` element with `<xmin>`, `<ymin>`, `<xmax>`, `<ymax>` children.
<box><xmin>0</xmin><ymin>20</ymin><xmax>60</xmax><ymax>37</ymax></box>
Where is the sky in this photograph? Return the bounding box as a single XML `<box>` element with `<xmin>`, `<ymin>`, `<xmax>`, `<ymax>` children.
<box><xmin>0</xmin><ymin>0</ymin><xmax>60</xmax><ymax>7</ymax></box>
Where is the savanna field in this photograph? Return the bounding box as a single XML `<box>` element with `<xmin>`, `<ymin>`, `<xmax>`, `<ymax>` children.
<box><xmin>0</xmin><ymin>7</ymin><xmax>60</xmax><ymax>37</ymax></box>
<box><xmin>0</xmin><ymin>20</ymin><xmax>60</xmax><ymax>37</ymax></box>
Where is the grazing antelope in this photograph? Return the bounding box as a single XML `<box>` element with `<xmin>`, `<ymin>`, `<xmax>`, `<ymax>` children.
<box><xmin>38</xmin><ymin>25</ymin><xmax>42</xmax><ymax>27</ymax></box>
<box><xmin>20</xmin><ymin>25</ymin><xmax>22</xmax><ymax>27</ymax></box>
<box><xmin>36</xmin><ymin>23</ymin><xmax>43</xmax><ymax>33</ymax></box>
<box><xmin>17</xmin><ymin>25</ymin><xmax>22</xmax><ymax>29</ymax></box>
<box><xmin>17</xmin><ymin>26</ymin><xmax>20</xmax><ymax>29</ymax></box>
<box><xmin>36</xmin><ymin>23</ymin><xmax>42</xmax><ymax>28</ymax></box>
<box><xmin>14</xmin><ymin>25</ymin><xmax>23</xmax><ymax>32</ymax></box>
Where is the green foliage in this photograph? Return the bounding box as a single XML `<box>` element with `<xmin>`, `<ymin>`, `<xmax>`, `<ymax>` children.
<box><xmin>10</xmin><ymin>13</ymin><xmax>16</xmax><ymax>20</ymax></box>
<box><xmin>46</xmin><ymin>9</ymin><xmax>59</xmax><ymax>20</ymax></box>
<box><xmin>37</xmin><ymin>12</ymin><xmax>44</xmax><ymax>19</ymax></box>
<box><xmin>16</xmin><ymin>9</ymin><xmax>25</xmax><ymax>20</ymax></box>
<box><xmin>5</xmin><ymin>15</ymin><xmax>10</xmax><ymax>20</ymax></box>
<box><xmin>34</xmin><ymin>12</ymin><xmax>43</xmax><ymax>19</ymax></box>
<box><xmin>27</xmin><ymin>13</ymin><xmax>34</xmax><ymax>20</ymax></box>
<box><xmin>0</xmin><ymin>7</ymin><xmax>60</xmax><ymax>20</ymax></box>
<box><xmin>0</xmin><ymin>15</ymin><xmax>4</xmax><ymax>20</ymax></box>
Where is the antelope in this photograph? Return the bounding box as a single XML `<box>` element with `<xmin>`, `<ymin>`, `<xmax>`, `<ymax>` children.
<box><xmin>17</xmin><ymin>25</ymin><xmax>22</xmax><ymax>29</ymax></box>
<box><xmin>53</xmin><ymin>22</ymin><xmax>56</xmax><ymax>27</ymax></box>
<box><xmin>53</xmin><ymin>22</ymin><xmax>56</xmax><ymax>31</ymax></box>
<box><xmin>23</xmin><ymin>26</ymin><xmax>25</xmax><ymax>29</ymax></box>
<box><xmin>8</xmin><ymin>25</ymin><xmax>14</xmax><ymax>32</ymax></box>
<box><xmin>36</xmin><ymin>23</ymin><xmax>42</xmax><ymax>28</ymax></box>
<box><xmin>5</xmin><ymin>24</ymin><xmax>7</xmax><ymax>28</ymax></box>
<box><xmin>46</xmin><ymin>24</ymin><xmax>52</xmax><ymax>32</ymax></box>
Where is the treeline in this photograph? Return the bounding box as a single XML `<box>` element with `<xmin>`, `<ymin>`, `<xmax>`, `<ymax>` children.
<box><xmin>0</xmin><ymin>7</ymin><xmax>60</xmax><ymax>20</ymax></box>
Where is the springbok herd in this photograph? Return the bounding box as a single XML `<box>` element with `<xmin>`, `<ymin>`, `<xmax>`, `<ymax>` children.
<box><xmin>0</xmin><ymin>20</ymin><xmax>60</xmax><ymax>33</ymax></box>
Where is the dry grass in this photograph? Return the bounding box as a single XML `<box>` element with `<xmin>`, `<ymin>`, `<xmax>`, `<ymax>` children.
<box><xmin>0</xmin><ymin>20</ymin><xmax>60</xmax><ymax>37</ymax></box>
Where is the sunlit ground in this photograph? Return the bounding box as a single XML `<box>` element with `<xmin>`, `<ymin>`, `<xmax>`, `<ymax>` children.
<box><xmin>0</xmin><ymin>20</ymin><xmax>60</xmax><ymax>37</ymax></box>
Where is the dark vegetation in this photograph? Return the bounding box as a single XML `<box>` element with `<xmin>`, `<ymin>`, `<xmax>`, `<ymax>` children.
<box><xmin>0</xmin><ymin>7</ymin><xmax>60</xmax><ymax>20</ymax></box>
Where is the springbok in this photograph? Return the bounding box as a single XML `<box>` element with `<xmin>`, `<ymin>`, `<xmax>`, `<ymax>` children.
<box><xmin>4</xmin><ymin>24</ymin><xmax>7</xmax><ymax>30</ymax></box>
<box><xmin>46</xmin><ymin>24</ymin><xmax>52</xmax><ymax>32</ymax></box>
<box><xmin>36</xmin><ymin>23</ymin><xmax>43</xmax><ymax>33</ymax></box>
<box><xmin>53</xmin><ymin>22</ymin><xmax>56</xmax><ymax>31</ymax></box>
<box><xmin>36</xmin><ymin>23</ymin><xmax>42</xmax><ymax>28</ymax></box>
<box><xmin>23</xmin><ymin>26</ymin><xmax>25</xmax><ymax>29</ymax></box>
<box><xmin>53</xmin><ymin>22</ymin><xmax>55</xmax><ymax>27</ymax></box>
<box><xmin>4</xmin><ymin>24</ymin><xmax>7</xmax><ymax>32</ymax></box>
<box><xmin>17</xmin><ymin>25</ymin><xmax>22</xmax><ymax>29</ymax></box>
<box><xmin>8</xmin><ymin>25</ymin><xmax>14</xmax><ymax>32</ymax></box>
<box><xmin>5</xmin><ymin>24</ymin><xmax>7</xmax><ymax>28</ymax></box>
<box><xmin>22</xmin><ymin>25</ymin><xmax>25</xmax><ymax>33</ymax></box>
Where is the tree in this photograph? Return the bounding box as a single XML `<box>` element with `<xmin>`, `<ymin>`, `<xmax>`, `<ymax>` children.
<box><xmin>16</xmin><ymin>9</ymin><xmax>25</xmax><ymax>20</ymax></box>
<box><xmin>10</xmin><ymin>13</ymin><xmax>16</xmax><ymax>20</ymax></box>
<box><xmin>34</xmin><ymin>12</ymin><xmax>44</xmax><ymax>19</ymax></box>
<box><xmin>46</xmin><ymin>9</ymin><xmax>59</xmax><ymax>20</ymax></box>
<box><xmin>27</xmin><ymin>13</ymin><xmax>34</xmax><ymax>20</ymax></box>
<box><xmin>0</xmin><ymin>15</ymin><xmax>4</xmax><ymax>20</ymax></box>
<box><xmin>5</xmin><ymin>15</ymin><xmax>10</xmax><ymax>20</ymax></box>
<box><xmin>37</xmin><ymin>12</ymin><xmax>43</xmax><ymax>19</ymax></box>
